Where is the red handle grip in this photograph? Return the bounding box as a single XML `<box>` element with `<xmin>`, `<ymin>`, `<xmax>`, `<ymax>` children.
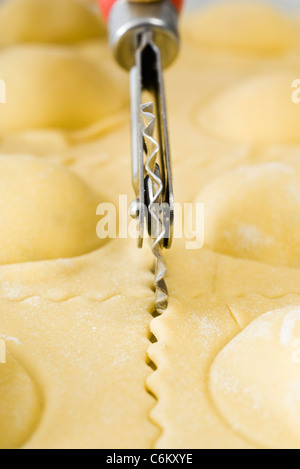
<box><xmin>99</xmin><ymin>0</ymin><xmax>183</xmax><ymax>21</ymax></box>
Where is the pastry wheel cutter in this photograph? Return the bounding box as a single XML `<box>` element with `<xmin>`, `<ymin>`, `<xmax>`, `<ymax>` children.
<box><xmin>98</xmin><ymin>0</ymin><xmax>183</xmax><ymax>313</ymax></box>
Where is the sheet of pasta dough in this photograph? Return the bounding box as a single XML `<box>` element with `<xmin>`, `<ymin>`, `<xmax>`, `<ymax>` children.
<box><xmin>0</xmin><ymin>239</ymin><xmax>159</xmax><ymax>449</ymax></box>
<box><xmin>148</xmin><ymin>244</ymin><xmax>300</xmax><ymax>449</ymax></box>
<box><xmin>147</xmin><ymin>1</ymin><xmax>300</xmax><ymax>449</ymax></box>
<box><xmin>1</xmin><ymin>0</ymin><xmax>300</xmax><ymax>450</ymax></box>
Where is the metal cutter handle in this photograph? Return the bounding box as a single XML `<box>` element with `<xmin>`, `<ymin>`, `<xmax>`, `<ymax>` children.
<box><xmin>98</xmin><ymin>0</ymin><xmax>182</xmax><ymax>70</ymax></box>
<box><xmin>98</xmin><ymin>0</ymin><xmax>183</xmax><ymax>312</ymax></box>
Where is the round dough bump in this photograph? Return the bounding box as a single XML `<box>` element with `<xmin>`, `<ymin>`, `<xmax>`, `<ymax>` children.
<box><xmin>198</xmin><ymin>72</ymin><xmax>300</xmax><ymax>145</ymax></box>
<box><xmin>0</xmin><ymin>156</ymin><xmax>104</xmax><ymax>264</ymax></box>
<box><xmin>187</xmin><ymin>1</ymin><xmax>297</xmax><ymax>55</ymax></box>
<box><xmin>0</xmin><ymin>0</ymin><xmax>105</xmax><ymax>46</ymax></box>
<box><xmin>196</xmin><ymin>162</ymin><xmax>300</xmax><ymax>268</ymax></box>
<box><xmin>0</xmin><ymin>351</ymin><xmax>43</xmax><ymax>449</ymax></box>
<box><xmin>210</xmin><ymin>307</ymin><xmax>300</xmax><ymax>449</ymax></box>
<box><xmin>0</xmin><ymin>45</ymin><xmax>127</xmax><ymax>132</ymax></box>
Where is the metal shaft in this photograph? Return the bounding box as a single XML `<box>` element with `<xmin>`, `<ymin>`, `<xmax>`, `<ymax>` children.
<box><xmin>129</xmin><ymin>30</ymin><xmax>174</xmax><ymax>312</ymax></box>
<box><xmin>102</xmin><ymin>0</ymin><xmax>180</xmax><ymax>312</ymax></box>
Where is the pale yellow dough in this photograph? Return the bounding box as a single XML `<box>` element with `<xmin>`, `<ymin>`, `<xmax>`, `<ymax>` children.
<box><xmin>0</xmin><ymin>155</ymin><xmax>104</xmax><ymax>264</ymax></box>
<box><xmin>0</xmin><ymin>0</ymin><xmax>159</xmax><ymax>450</ymax></box>
<box><xmin>198</xmin><ymin>71</ymin><xmax>300</xmax><ymax>144</ymax></box>
<box><xmin>148</xmin><ymin>244</ymin><xmax>300</xmax><ymax>449</ymax></box>
<box><xmin>0</xmin><ymin>0</ymin><xmax>300</xmax><ymax>450</ymax></box>
<box><xmin>186</xmin><ymin>1</ymin><xmax>297</xmax><ymax>55</ymax></box>
<box><xmin>0</xmin><ymin>0</ymin><xmax>105</xmax><ymax>46</ymax></box>
<box><xmin>147</xmin><ymin>1</ymin><xmax>300</xmax><ymax>450</ymax></box>
<box><xmin>0</xmin><ymin>353</ymin><xmax>42</xmax><ymax>449</ymax></box>
<box><xmin>0</xmin><ymin>240</ymin><xmax>158</xmax><ymax>449</ymax></box>
<box><xmin>195</xmin><ymin>160</ymin><xmax>300</xmax><ymax>268</ymax></box>
<box><xmin>210</xmin><ymin>306</ymin><xmax>300</xmax><ymax>449</ymax></box>
<box><xmin>0</xmin><ymin>44</ymin><xmax>128</xmax><ymax>133</ymax></box>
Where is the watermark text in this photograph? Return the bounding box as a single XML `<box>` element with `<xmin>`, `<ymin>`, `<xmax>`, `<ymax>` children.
<box><xmin>96</xmin><ymin>195</ymin><xmax>204</xmax><ymax>250</ymax></box>
<box><xmin>0</xmin><ymin>79</ymin><xmax>6</xmax><ymax>104</ymax></box>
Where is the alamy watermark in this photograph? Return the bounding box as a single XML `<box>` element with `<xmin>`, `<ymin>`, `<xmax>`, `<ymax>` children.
<box><xmin>96</xmin><ymin>196</ymin><xmax>204</xmax><ymax>250</ymax></box>
<box><xmin>291</xmin><ymin>79</ymin><xmax>300</xmax><ymax>104</ymax></box>
<box><xmin>0</xmin><ymin>79</ymin><xmax>6</xmax><ymax>104</ymax></box>
<box><xmin>0</xmin><ymin>340</ymin><xmax>5</xmax><ymax>364</ymax></box>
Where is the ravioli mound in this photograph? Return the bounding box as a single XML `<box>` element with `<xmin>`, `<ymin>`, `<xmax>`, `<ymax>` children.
<box><xmin>0</xmin><ymin>45</ymin><xmax>127</xmax><ymax>133</ymax></box>
<box><xmin>196</xmin><ymin>162</ymin><xmax>300</xmax><ymax>268</ymax></box>
<box><xmin>210</xmin><ymin>307</ymin><xmax>300</xmax><ymax>449</ymax></box>
<box><xmin>187</xmin><ymin>1</ymin><xmax>297</xmax><ymax>55</ymax></box>
<box><xmin>0</xmin><ymin>0</ymin><xmax>105</xmax><ymax>46</ymax></box>
<box><xmin>0</xmin><ymin>351</ymin><xmax>42</xmax><ymax>449</ymax></box>
<box><xmin>0</xmin><ymin>155</ymin><xmax>103</xmax><ymax>264</ymax></box>
<box><xmin>198</xmin><ymin>71</ymin><xmax>300</xmax><ymax>145</ymax></box>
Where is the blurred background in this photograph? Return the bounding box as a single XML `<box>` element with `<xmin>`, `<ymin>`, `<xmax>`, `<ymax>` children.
<box><xmin>186</xmin><ymin>0</ymin><xmax>299</xmax><ymax>10</ymax></box>
<box><xmin>0</xmin><ymin>0</ymin><xmax>299</xmax><ymax>11</ymax></box>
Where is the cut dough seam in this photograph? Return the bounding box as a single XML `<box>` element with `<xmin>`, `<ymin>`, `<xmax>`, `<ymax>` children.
<box><xmin>145</xmin><ymin>306</ymin><xmax>164</xmax><ymax>447</ymax></box>
<box><xmin>146</xmin><ymin>300</ymin><xmax>243</xmax><ymax>448</ymax></box>
<box><xmin>146</xmin><ymin>239</ymin><xmax>300</xmax><ymax>448</ymax></box>
<box><xmin>146</xmin><ymin>321</ymin><xmax>166</xmax><ymax>448</ymax></box>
